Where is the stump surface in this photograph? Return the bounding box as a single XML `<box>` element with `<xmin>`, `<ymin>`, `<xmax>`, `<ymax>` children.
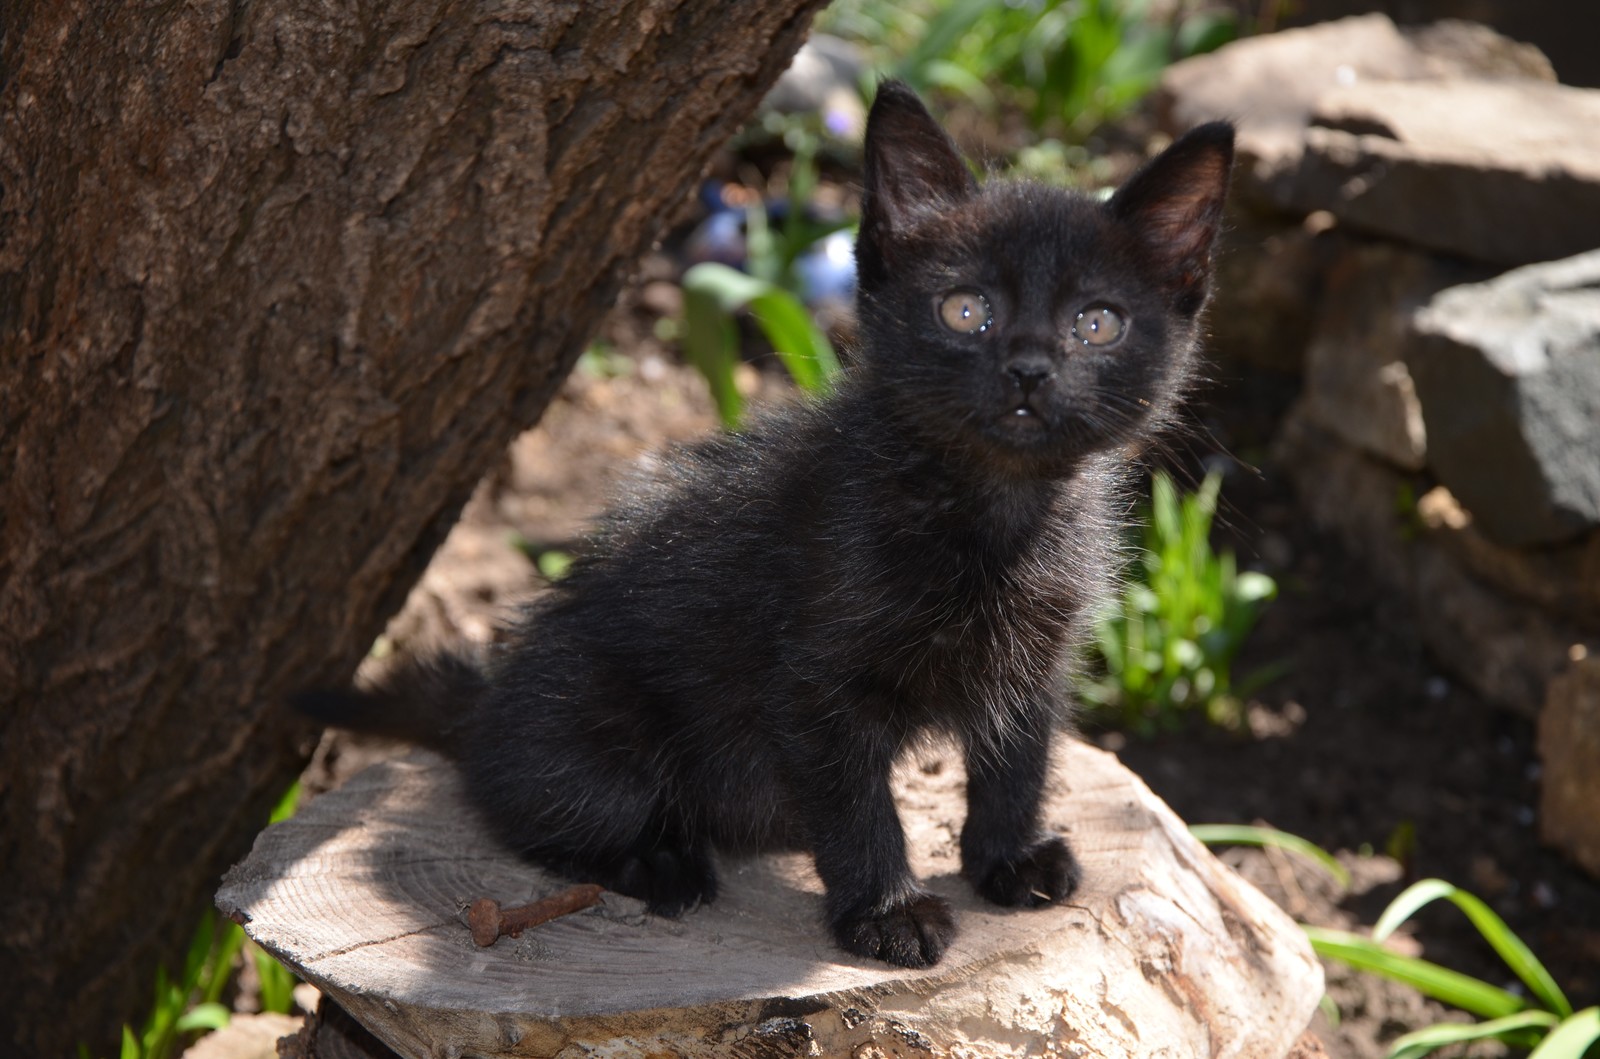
<box><xmin>218</xmin><ymin>741</ymin><xmax>1322</xmax><ymax>1058</ymax></box>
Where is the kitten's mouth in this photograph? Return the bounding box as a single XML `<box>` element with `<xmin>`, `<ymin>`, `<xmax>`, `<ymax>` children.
<box><xmin>994</xmin><ymin>401</ymin><xmax>1050</xmax><ymax>437</ymax></box>
<box><xmin>1005</xmin><ymin>399</ymin><xmax>1047</xmax><ymax>425</ymax></box>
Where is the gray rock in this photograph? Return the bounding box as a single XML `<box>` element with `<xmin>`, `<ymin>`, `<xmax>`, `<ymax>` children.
<box><xmin>1417</xmin><ymin>487</ymin><xmax>1600</xmax><ymax>631</ymax></box>
<box><xmin>1274</xmin><ymin>410</ymin><xmax>1585</xmax><ymax>715</ymax></box>
<box><xmin>1407</xmin><ymin>251</ymin><xmax>1600</xmax><ymax>547</ymax></box>
<box><xmin>1293</xmin><ymin>79</ymin><xmax>1600</xmax><ymax>265</ymax></box>
<box><xmin>1157</xmin><ymin>15</ymin><xmax>1428</xmax><ymax>206</ymax></box>
<box><xmin>1539</xmin><ymin>654</ymin><xmax>1600</xmax><ymax>881</ymax></box>
<box><xmin>1155</xmin><ymin>14</ymin><xmax>1554</xmax><ymax>211</ymax></box>
<box><xmin>1302</xmin><ymin>240</ymin><xmax>1486</xmax><ymax>469</ymax></box>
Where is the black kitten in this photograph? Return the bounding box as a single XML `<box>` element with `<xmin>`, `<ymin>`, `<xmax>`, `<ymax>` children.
<box><xmin>300</xmin><ymin>83</ymin><xmax>1233</xmax><ymax>970</ymax></box>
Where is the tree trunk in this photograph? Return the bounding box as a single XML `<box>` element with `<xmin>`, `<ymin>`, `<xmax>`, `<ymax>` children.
<box><xmin>0</xmin><ymin>2</ymin><xmax>827</xmax><ymax>1053</ymax></box>
<box><xmin>219</xmin><ymin>741</ymin><xmax>1324</xmax><ymax>1058</ymax></box>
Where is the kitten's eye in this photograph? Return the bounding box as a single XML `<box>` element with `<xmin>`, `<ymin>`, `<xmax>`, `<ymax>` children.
<box><xmin>1073</xmin><ymin>304</ymin><xmax>1126</xmax><ymax>347</ymax></box>
<box><xmin>936</xmin><ymin>289</ymin><xmax>992</xmax><ymax>334</ymax></box>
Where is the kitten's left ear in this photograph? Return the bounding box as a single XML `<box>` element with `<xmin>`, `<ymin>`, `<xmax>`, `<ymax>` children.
<box><xmin>1109</xmin><ymin>122</ymin><xmax>1235</xmax><ymax>314</ymax></box>
<box><xmin>857</xmin><ymin>80</ymin><xmax>978</xmax><ymax>289</ymax></box>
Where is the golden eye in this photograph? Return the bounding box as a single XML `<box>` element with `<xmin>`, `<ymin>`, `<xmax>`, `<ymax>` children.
<box><xmin>1073</xmin><ymin>304</ymin><xmax>1126</xmax><ymax>347</ymax></box>
<box><xmin>936</xmin><ymin>289</ymin><xmax>992</xmax><ymax>334</ymax></box>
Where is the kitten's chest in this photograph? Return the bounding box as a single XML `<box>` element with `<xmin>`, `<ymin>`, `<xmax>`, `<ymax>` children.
<box><xmin>873</xmin><ymin>518</ymin><xmax>1100</xmax><ymax>692</ymax></box>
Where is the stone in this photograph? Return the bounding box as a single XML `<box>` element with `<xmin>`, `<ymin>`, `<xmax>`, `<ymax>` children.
<box><xmin>1274</xmin><ymin>410</ymin><xmax>1588</xmax><ymax>716</ymax></box>
<box><xmin>1406</xmin><ymin>251</ymin><xmax>1600</xmax><ymax>547</ymax></box>
<box><xmin>1538</xmin><ymin>654</ymin><xmax>1600</xmax><ymax>881</ymax></box>
<box><xmin>1157</xmin><ymin>15</ymin><xmax>1428</xmax><ymax>206</ymax></box>
<box><xmin>1416</xmin><ymin>487</ymin><xmax>1600</xmax><ymax>631</ymax></box>
<box><xmin>180</xmin><ymin>1013</ymin><xmax>303</xmax><ymax>1059</ymax></box>
<box><xmin>1301</xmin><ymin>239</ymin><xmax>1486</xmax><ymax>469</ymax></box>
<box><xmin>1292</xmin><ymin>79</ymin><xmax>1600</xmax><ymax>265</ymax></box>
<box><xmin>1154</xmin><ymin>14</ymin><xmax>1554</xmax><ymax>211</ymax></box>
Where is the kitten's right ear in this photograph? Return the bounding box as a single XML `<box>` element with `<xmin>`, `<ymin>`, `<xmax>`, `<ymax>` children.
<box><xmin>858</xmin><ymin>80</ymin><xmax>977</xmax><ymax>288</ymax></box>
<box><xmin>1109</xmin><ymin>121</ymin><xmax>1235</xmax><ymax>316</ymax></box>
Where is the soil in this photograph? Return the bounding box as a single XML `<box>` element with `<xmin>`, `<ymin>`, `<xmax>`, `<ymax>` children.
<box><xmin>296</xmin><ymin>244</ymin><xmax>1600</xmax><ymax>1059</ymax></box>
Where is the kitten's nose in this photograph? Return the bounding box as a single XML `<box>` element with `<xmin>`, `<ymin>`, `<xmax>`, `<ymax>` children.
<box><xmin>1005</xmin><ymin>355</ymin><xmax>1055</xmax><ymax>395</ymax></box>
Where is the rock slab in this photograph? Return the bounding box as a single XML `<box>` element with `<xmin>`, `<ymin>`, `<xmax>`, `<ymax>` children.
<box><xmin>1155</xmin><ymin>13</ymin><xmax>1554</xmax><ymax>214</ymax></box>
<box><xmin>1539</xmin><ymin>655</ymin><xmax>1600</xmax><ymax>880</ymax></box>
<box><xmin>1295</xmin><ymin>79</ymin><xmax>1600</xmax><ymax>265</ymax></box>
<box><xmin>217</xmin><ymin>743</ymin><xmax>1322</xmax><ymax>1059</ymax></box>
<box><xmin>1302</xmin><ymin>240</ymin><xmax>1484</xmax><ymax>469</ymax></box>
<box><xmin>1407</xmin><ymin>250</ymin><xmax>1600</xmax><ymax>547</ymax></box>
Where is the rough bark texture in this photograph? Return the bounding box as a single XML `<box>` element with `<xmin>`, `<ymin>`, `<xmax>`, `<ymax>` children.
<box><xmin>0</xmin><ymin>1</ymin><xmax>826</xmax><ymax>1053</ymax></box>
<box><xmin>219</xmin><ymin>742</ymin><xmax>1324</xmax><ymax>1058</ymax></box>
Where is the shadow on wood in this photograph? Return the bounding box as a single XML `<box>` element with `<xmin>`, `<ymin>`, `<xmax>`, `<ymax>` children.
<box><xmin>219</xmin><ymin>740</ymin><xmax>1321</xmax><ymax>1057</ymax></box>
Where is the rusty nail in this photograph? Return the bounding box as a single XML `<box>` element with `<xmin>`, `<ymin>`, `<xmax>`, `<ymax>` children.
<box><xmin>467</xmin><ymin>883</ymin><xmax>605</xmax><ymax>946</ymax></box>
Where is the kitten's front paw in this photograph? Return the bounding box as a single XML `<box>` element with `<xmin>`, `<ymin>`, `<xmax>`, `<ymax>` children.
<box><xmin>832</xmin><ymin>891</ymin><xmax>956</xmax><ymax>968</ymax></box>
<box><xmin>968</xmin><ymin>835</ymin><xmax>1082</xmax><ymax>908</ymax></box>
<box><xmin>611</xmin><ymin>846</ymin><xmax>718</xmax><ymax>917</ymax></box>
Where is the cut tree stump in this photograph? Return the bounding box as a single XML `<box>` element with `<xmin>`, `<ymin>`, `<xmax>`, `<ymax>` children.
<box><xmin>217</xmin><ymin>741</ymin><xmax>1322</xmax><ymax>1058</ymax></box>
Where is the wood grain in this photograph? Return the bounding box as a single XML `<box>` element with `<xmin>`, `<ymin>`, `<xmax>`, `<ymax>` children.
<box><xmin>220</xmin><ymin>740</ymin><xmax>1322</xmax><ymax>1057</ymax></box>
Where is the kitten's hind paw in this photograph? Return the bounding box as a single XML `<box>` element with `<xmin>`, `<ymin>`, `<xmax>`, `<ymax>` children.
<box><xmin>612</xmin><ymin>846</ymin><xmax>718</xmax><ymax>917</ymax></box>
<box><xmin>968</xmin><ymin>835</ymin><xmax>1082</xmax><ymax>908</ymax></box>
<box><xmin>832</xmin><ymin>891</ymin><xmax>956</xmax><ymax>969</ymax></box>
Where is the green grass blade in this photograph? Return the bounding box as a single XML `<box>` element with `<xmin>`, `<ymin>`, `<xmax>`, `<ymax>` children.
<box><xmin>253</xmin><ymin>943</ymin><xmax>299</xmax><ymax>1015</ymax></box>
<box><xmin>748</xmin><ymin>288</ymin><xmax>840</xmax><ymax>393</ymax></box>
<box><xmin>120</xmin><ymin>1025</ymin><xmax>140</xmax><ymax>1059</ymax></box>
<box><xmin>268</xmin><ymin>781</ymin><xmax>302</xmax><ymax>824</ymax></box>
<box><xmin>1189</xmin><ymin>824</ymin><xmax>1350</xmax><ymax>888</ymax></box>
<box><xmin>1374</xmin><ymin>879</ymin><xmax>1571</xmax><ymax>1017</ymax></box>
<box><xmin>680</xmin><ymin>280</ymin><xmax>744</xmax><ymax>428</ymax></box>
<box><xmin>1387</xmin><ymin>1010</ymin><xmax>1560</xmax><ymax>1059</ymax></box>
<box><xmin>1303</xmin><ymin>926</ymin><xmax>1528</xmax><ymax>1019</ymax></box>
<box><xmin>683</xmin><ymin>261</ymin><xmax>768</xmax><ymax>312</ymax></box>
<box><xmin>1528</xmin><ymin>1007</ymin><xmax>1600</xmax><ymax>1059</ymax></box>
<box><xmin>174</xmin><ymin>1003</ymin><xmax>232</xmax><ymax>1034</ymax></box>
<box><xmin>202</xmin><ymin>919</ymin><xmax>248</xmax><ymax>1005</ymax></box>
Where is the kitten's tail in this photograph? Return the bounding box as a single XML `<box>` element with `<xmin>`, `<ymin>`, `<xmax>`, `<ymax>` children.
<box><xmin>293</xmin><ymin>650</ymin><xmax>487</xmax><ymax>757</ymax></box>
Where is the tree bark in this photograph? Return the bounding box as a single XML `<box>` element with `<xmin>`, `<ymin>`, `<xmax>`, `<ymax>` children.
<box><xmin>219</xmin><ymin>741</ymin><xmax>1324</xmax><ymax>1058</ymax></box>
<box><xmin>0</xmin><ymin>1</ymin><xmax>827</xmax><ymax>1053</ymax></box>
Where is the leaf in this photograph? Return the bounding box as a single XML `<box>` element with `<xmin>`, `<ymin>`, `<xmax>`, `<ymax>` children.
<box><xmin>1304</xmin><ymin>926</ymin><xmax>1528</xmax><ymax>1019</ymax></box>
<box><xmin>748</xmin><ymin>289</ymin><xmax>840</xmax><ymax>393</ymax></box>
<box><xmin>1528</xmin><ymin>1007</ymin><xmax>1600</xmax><ymax>1059</ymax></box>
<box><xmin>268</xmin><ymin>781</ymin><xmax>302</xmax><ymax>824</ymax></box>
<box><xmin>537</xmin><ymin>550</ymin><xmax>574</xmax><ymax>581</ymax></box>
<box><xmin>253</xmin><ymin>943</ymin><xmax>299</xmax><ymax>1015</ymax></box>
<box><xmin>1373</xmin><ymin>879</ymin><xmax>1571</xmax><ymax>1017</ymax></box>
<box><xmin>679</xmin><ymin>277</ymin><xmax>745</xmax><ymax>428</ymax></box>
<box><xmin>684</xmin><ymin>262</ymin><xmax>839</xmax><ymax>399</ymax></box>
<box><xmin>892</xmin><ymin>0</ymin><xmax>993</xmax><ymax>92</ymax></box>
<box><xmin>202</xmin><ymin>920</ymin><xmax>248</xmax><ymax>1005</ymax></box>
<box><xmin>175</xmin><ymin>1004</ymin><xmax>232</xmax><ymax>1034</ymax></box>
<box><xmin>1386</xmin><ymin>1010</ymin><xmax>1559</xmax><ymax>1059</ymax></box>
<box><xmin>1189</xmin><ymin>824</ymin><xmax>1351</xmax><ymax>888</ymax></box>
<box><xmin>684</xmin><ymin>261</ymin><xmax>769</xmax><ymax>313</ymax></box>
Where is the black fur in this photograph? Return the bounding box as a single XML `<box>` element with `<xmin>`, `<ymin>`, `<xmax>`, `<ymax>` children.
<box><xmin>300</xmin><ymin>82</ymin><xmax>1233</xmax><ymax>969</ymax></box>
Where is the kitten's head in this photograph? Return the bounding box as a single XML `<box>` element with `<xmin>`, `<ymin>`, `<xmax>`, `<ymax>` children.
<box><xmin>854</xmin><ymin>81</ymin><xmax>1233</xmax><ymax>480</ymax></box>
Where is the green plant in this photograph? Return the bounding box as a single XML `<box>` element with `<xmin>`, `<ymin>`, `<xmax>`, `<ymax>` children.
<box><xmin>824</xmin><ymin>0</ymin><xmax>1235</xmax><ymax>140</ymax></box>
<box><xmin>89</xmin><ymin>785</ymin><xmax>304</xmax><ymax>1059</ymax></box>
<box><xmin>1306</xmin><ymin>879</ymin><xmax>1600</xmax><ymax>1058</ymax></box>
<box><xmin>1084</xmin><ymin>471</ymin><xmax>1279</xmax><ymax>733</ymax></box>
<box><xmin>1189</xmin><ymin>823</ymin><xmax>1351</xmax><ymax>888</ymax></box>
<box><xmin>680</xmin><ymin>262</ymin><xmax>842</xmax><ymax>428</ymax></box>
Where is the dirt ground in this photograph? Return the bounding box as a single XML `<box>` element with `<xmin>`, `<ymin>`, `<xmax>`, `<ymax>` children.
<box><xmin>299</xmin><ymin>255</ymin><xmax>1600</xmax><ymax>1059</ymax></box>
